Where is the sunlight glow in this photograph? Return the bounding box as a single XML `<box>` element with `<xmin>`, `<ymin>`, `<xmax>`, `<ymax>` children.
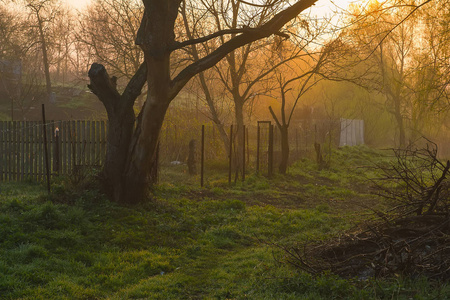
<box><xmin>64</xmin><ymin>0</ymin><xmax>91</xmax><ymax>10</ymax></box>
<box><xmin>64</xmin><ymin>0</ymin><xmax>369</xmax><ymax>15</ymax></box>
<box><xmin>310</xmin><ymin>0</ymin><xmax>370</xmax><ymax>17</ymax></box>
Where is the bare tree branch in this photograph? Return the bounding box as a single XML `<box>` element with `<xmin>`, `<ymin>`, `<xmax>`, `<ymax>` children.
<box><xmin>170</xmin><ymin>0</ymin><xmax>317</xmax><ymax>100</ymax></box>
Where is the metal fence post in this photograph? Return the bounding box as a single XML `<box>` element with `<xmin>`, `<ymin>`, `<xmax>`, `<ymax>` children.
<box><xmin>228</xmin><ymin>124</ymin><xmax>233</xmax><ymax>185</ymax></box>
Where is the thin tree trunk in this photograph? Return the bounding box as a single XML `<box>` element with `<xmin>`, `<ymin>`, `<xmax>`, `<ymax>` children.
<box><xmin>198</xmin><ymin>72</ymin><xmax>230</xmax><ymax>154</ymax></box>
<box><xmin>394</xmin><ymin>97</ymin><xmax>406</xmax><ymax>147</ymax></box>
<box><xmin>234</xmin><ymin>99</ymin><xmax>245</xmax><ymax>174</ymax></box>
<box><xmin>279</xmin><ymin>125</ymin><xmax>289</xmax><ymax>174</ymax></box>
<box><xmin>37</xmin><ymin>14</ymin><xmax>52</xmax><ymax>102</ymax></box>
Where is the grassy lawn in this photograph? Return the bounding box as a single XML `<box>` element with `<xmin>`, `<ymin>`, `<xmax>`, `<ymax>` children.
<box><xmin>1</xmin><ymin>146</ymin><xmax>448</xmax><ymax>299</ymax></box>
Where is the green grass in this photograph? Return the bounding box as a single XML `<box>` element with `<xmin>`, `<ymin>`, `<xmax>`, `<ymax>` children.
<box><xmin>0</xmin><ymin>146</ymin><xmax>448</xmax><ymax>299</ymax></box>
<box><xmin>0</xmin><ymin>111</ymin><xmax>11</xmax><ymax>121</ymax></box>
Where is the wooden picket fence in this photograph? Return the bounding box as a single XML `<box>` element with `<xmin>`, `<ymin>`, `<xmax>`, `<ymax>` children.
<box><xmin>0</xmin><ymin>120</ymin><xmax>107</xmax><ymax>182</ymax></box>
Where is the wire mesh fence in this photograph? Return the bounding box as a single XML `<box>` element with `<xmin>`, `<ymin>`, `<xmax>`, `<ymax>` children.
<box><xmin>1</xmin><ymin>119</ymin><xmax>341</xmax><ymax>184</ymax></box>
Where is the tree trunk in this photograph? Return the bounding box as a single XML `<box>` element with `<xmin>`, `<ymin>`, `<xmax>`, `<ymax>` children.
<box><xmin>215</xmin><ymin>121</ymin><xmax>231</xmax><ymax>156</ymax></box>
<box><xmin>397</xmin><ymin>114</ymin><xmax>406</xmax><ymax>148</ymax></box>
<box><xmin>122</xmin><ymin>99</ymin><xmax>170</xmax><ymax>203</ymax></box>
<box><xmin>119</xmin><ymin>47</ymin><xmax>172</xmax><ymax>203</ymax></box>
<box><xmin>37</xmin><ymin>14</ymin><xmax>52</xmax><ymax>102</ymax></box>
<box><xmin>279</xmin><ymin>125</ymin><xmax>289</xmax><ymax>174</ymax></box>
<box><xmin>201</xmin><ymin>80</ymin><xmax>230</xmax><ymax>154</ymax></box>
<box><xmin>394</xmin><ymin>97</ymin><xmax>406</xmax><ymax>147</ymax></box>
<box><xmin>234</xmin><ymin>99</ymin><xmax>245</xmax><ymax>176</ymax></box>
<box><xmin>88</xmin><ymin>63</ymin><xmax>147</xmax><ymax>203</ymax></box>
<box><xmin>102</xmin><ymin>110</ymin><xmax>135</xmax><ymax>201</ymax></box>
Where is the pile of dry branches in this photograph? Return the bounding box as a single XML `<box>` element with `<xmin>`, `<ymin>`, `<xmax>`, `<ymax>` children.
<box><xmin>374</xmin><ymin>142</ymin><xmax>450</xmax><ymax>217</ymax></box>
<box><xmin>275</xmin><ymin>142</ymin><xmax>450</xmax><ymax>280</ymax></box>
<box><xmin>276</xmin><ymin>215</ymin><xmax>450</xmax><ymax>279</ymax></box>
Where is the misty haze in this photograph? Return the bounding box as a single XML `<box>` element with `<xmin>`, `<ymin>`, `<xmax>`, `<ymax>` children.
<box><xmin>1</xmin><ymin>0</ymin><xmax>449</xmax><ymax>298</ymax></box>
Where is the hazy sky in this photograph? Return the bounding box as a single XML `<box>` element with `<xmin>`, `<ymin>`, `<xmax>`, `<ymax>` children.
<box><xmin>64</xmin><ymin>0</ymin><xmax>365</xmax><ymax>15</ymax></box>
<box><xmin>65</xmin><ymin>0</ymin><xmax>90</xmax><ymax>10</ymax></box>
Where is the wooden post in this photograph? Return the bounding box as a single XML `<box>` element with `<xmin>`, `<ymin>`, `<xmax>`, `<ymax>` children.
<box><xmin>81</xmin><ymin>120</ymin><xmax>86</xmax><ymax>166</ymax></box>
<box><xmin>19</xmin><ymin>121</ymin><xmax>24</xmax><ymax>181</ymax></box>
<box><xmin>33</xmin><ymin>121</ymin><xmax>38</xmax><ymax>181</ymax></box>
<box><xmin>268</xmin><ymin>124</ymin><xmax>274</xmax><ymax>178</ymax></box>
<box><xmin>53</xmin><ymin>127</ymin><xmax>60</xmax><ymax>174</ymax></box>
<box><xmin>256</xmin><ymin>123</ymin><xmax>260</xmax><ymax>174</ymax></box>
<box><xmin>228</xmin><ymin>125</ymin><xmax>233</xmax><ymax>185</ymax></box>
<box><xmin>24</xmin><ymin>121</ymin><xmax>30</xmax><ymax>179</ymax></box>
<box><xmin>201</xmin><ymin>125</ymin><xmax>205</xmax><ymax>187</ymax></box>
<box><xmin>41</xmin><ymin>104</ymin><xmax>51</xmax><ymax>193</ymax></box>
<box><xmin>12</xmin><ymin>121</ymin><xmax>16</xmax><ymax>181</ymax></box>
<box><xmin>86</xmin><ymin>121</ymin><xmax>91</xmax><ymax>166</ymax></box>
<box><xmin>0</xmin><ymin>121</ymin><xmax>3</xmax><ymax>181</ymax></box>
<box><xmin>242</xmin><ymin>125</ymin><xmax>246</xmax><ymax>182</ymax></box>
<box><xmin>246</xmin><ymin>126</ymin><xmax>249</xmax><ymax>167</ymax></box>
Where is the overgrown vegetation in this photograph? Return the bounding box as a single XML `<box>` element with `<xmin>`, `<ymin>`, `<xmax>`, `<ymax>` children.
<box><xmin>1</xmin><ymin>146</ymin><xmax>449</xmax><ymax>299</ymax></box>
<box><xmin>277</xmin><ymin>143</ymin><xmax>450</xmax><ymax>289</ymax></box>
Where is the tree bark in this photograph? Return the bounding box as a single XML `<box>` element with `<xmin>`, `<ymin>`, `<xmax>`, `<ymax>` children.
<box><xmin>88</xmin><ymin>63</ymin><xmax>147</xmax><ymax>203</ymax></box>
<box><xmin>269</xmin><ymin>105</ymin><xmax>289</xmax><ymax>175</ymax></box>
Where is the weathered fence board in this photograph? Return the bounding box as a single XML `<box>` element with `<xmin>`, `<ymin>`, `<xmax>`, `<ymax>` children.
<box><xmin>0</xmin><ymin>120</ymin><xmax>107</xmax><ymax>182</ymax></box>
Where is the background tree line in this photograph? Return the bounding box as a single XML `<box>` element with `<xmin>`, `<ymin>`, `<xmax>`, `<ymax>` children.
<box><xmin>1</xmin><ymin>0</ymin><xmax>449</xmax><ymax>202</ymax></box>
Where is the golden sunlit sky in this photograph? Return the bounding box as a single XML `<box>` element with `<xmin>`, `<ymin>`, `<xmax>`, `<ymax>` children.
<box><xmin>64</xmin><ymin>0</ymin><xmax>90</xmax><ymax>10</ymax></box>
<box><xmin>64</xmin><ymin>0</ymin><xmax>367</xmax><ymax>15</ymax></box>
<box><xmin>310</xmin><ymin>0</ymin><xmax>365</xmax><ymax>16</ymax></box>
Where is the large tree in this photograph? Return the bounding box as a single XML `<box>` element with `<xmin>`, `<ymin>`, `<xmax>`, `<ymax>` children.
<box><xmin>183</xmin><ymin>0</ymin><xmax>310</xmax><ymax>175</ymax></box>
<box><xmin>87</xmin><ymin>0</ymin><xmax>317</xmax><ymax>204</ymax></box>
<box><xmin>268</xmin><ymin>43</ymin><xmax>330</xmax><ymax>174</ymax></box>
<box><xmin>342</xmin><ymin>0</ymin><xmax>435</xmax><ymax>147</ymax></box>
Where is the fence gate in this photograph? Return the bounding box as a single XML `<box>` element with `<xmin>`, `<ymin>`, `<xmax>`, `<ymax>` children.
<box><xmin>256</xmin><ymin>121</ymin><xmax>274</xmax><ymax>177</ymax></box>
